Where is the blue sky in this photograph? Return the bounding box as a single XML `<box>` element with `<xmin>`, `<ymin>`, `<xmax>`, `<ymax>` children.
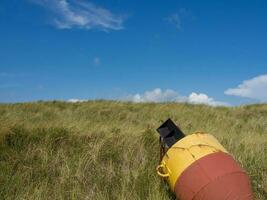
<box><xmin>0</xmin><ymin>0</ymin><xmax>267</xmax><ymax>105</ymax></box>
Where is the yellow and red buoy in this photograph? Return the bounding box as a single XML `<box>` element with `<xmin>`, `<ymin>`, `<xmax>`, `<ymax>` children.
<box><xmin>156</xmin><ymin>119</ymin><xmax>253</xmax><ymax>200</ymax></box>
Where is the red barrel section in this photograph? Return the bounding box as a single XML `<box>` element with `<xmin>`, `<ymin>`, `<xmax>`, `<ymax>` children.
<box><xmin>174</xmin><ymin>152</ymin><xmax>253</xmax><ymax>200</ymax></box>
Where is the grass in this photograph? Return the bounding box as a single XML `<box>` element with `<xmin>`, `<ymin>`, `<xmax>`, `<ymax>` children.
<box><xmin>0</xmin><ymin>101</ymin><xmax>266</xmax><ymax>200</ymax></box>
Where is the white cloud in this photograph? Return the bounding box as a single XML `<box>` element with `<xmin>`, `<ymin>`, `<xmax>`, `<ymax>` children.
<box><xmin>31</xmin><ymin>0</ymin><xmax>125</xmax><ymax>31</ymax></box>
<box><xmin>188</xmin><ymin>92</ymin><xmax>229</xmax><ymax>106</ymax></box>
<box><xmin>225</xmin><ymin>74</ymin><xmax>267</xmax><ymax>102</ymax></box>
<box><xmin>67</xmin><ymin>98</ymin><xmax>86</xmax><ymax>103</ymax></box>
<box><xmin>167</xmin><ymin>14</ymin><xmax>181</xmax><ymax>30</ymax></box>
<box><xmin>166</xmin><ymin>8</ymin><xmax>193</xmax><ymax>31</ymax></box>
<box><xmin>127</xmin><ymin>88</ymin><xmax>180</xmax><ymax>103</ymax></box>
<box><xmin>126</xmin><ymin>88</ymin><xmax>228</xmax><ymax>106</ymax></box>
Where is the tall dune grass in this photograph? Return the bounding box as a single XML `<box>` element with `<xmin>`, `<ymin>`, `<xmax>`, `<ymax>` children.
<box><xmin>0</xmin><ymin>101</ymin><xmax>266</xmax><ymax>200</ymax></box>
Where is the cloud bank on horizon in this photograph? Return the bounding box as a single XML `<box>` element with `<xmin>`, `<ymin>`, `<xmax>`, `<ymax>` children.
<box><xmin>125</xmin><ymin>88</ymin><xmax>229</xmax><ymax>106</ymax></box>
<box><xmin>128</xmin><ymin>73</ymin><xmax>267</xmax><ymax>105</ymax></box>
<box><xmin>30</xmin><ymin>0</ymin><xmax>125</xmax><ymax>31</ymax></box>
<box><xmin>67</xmin><ymin>88</ymin><xmax>229</xmax><ymax>106</ymax></box>
<box><xmin>67</xmin><ymin>74</ymin><xmax>267</xmax><ymax>106</ymax></box>
<box><xmin>225</xmin><ymin>74</ymin><xmax>267</xmax><ymax>102</ymax></box>
<box><xmin>68</xmin><ymin>98</ymin><xmax>87</xmax><ymax>103</ymax></box>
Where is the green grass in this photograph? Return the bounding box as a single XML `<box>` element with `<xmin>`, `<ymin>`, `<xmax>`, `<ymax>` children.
<box><xmin>0</xmin><ymin>101</ymin><xmax>266</xmax><ymax>200</ymax></box>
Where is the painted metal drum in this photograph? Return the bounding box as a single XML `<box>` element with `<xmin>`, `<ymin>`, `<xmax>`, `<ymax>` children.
<box><xmin>156</xmin><ymin>132</ymin><xmax>253</xmax><ymax>200</ymax></box>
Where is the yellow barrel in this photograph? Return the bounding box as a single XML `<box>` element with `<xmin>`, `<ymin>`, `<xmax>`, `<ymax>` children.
<box><xmin>156</xmin><ymin>132</ymin><xmax>228</xmax><ymax>190</ymax></box>
<box><xmin>156</xmin><ymin>127</ymin><xmax>253</xmax><ymax>200</ymax></box>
